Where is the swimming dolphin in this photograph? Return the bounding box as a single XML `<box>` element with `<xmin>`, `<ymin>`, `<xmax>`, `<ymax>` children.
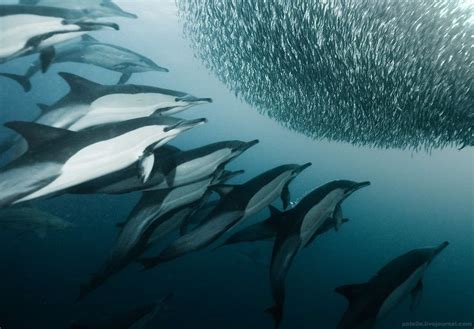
<box><xmin>71</xmin><ymin>293</ymin><xmax>173</xmax><ymax>329</ymax></box>
<box><xmin>36</xmin><ymin>72</ymin><xmax>212</xmax><ymax>131</ymax></box>
<box><xmin>0</xmin><ymin>5</ymin><xmax>119</xmax><ymax>69</ymax></box>
<box><xmin>0</xmin><ymin>116</ymin><xmax>206</xmax><ymax>208</ymax></box>
<box><xmin>77</xmin><ymin>169</ymin><xmax>235</xmax><ymax>301</ymax></box>
<box><xmin>139</xmin><ymin>162</ymin><xmax>312</xmax><ymax>270</ymax></box>
<box><xmin>335</xmin><ymin>241</ymin><xmax>449</xmax><ymax>329</ymax></box>
<box><xmin>0</xmin><ymin>205</ymin><xmax>74</xmax><ymax>238</ymax></box>
<box><xmin>24</xmin><ymin>34</ymin><xmax>167</xmax><ymax>85</ymax></box>
<box><xmin>19</xmin><ymin>0</ymin><xmax>137</xmax><ymax>19</ymax></box>
<box><xmin>73</xmin><ymin>139</ymin><xmax>258</xmax><ymax>194</ymax></box>
<box><xmin>220</xmin><ymin>206</ymin><xmax>350</xmax><ymax>247</ymax></box>
<box><xmin>266</xmin><ymin>180</ymin><xmax>370</xmax><ymax>328</ymax></box>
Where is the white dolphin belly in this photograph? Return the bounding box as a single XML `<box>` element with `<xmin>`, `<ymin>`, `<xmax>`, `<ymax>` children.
<box><xmin>16</xmin><ymin>126</ymin><xmax>169</xmax><ymax>203</ymax></box>
<box><xmin>68</xmin><ymin>93</ymin><xmax>177</xmax><ymax>130</ymax></box>
<box><xmin>377</xmin><ymin>263</ymin><xmax>428</xmax><ymax>319</ymax></box>
<box><xmin>299</xmin><ymin>188</ymin><xmax>345</xmax><ymax>246</ymax></box>
<box><xmin>245</xmin><ymin>171</ymin><xmax>292</xmax><ymax>216</ymax></box>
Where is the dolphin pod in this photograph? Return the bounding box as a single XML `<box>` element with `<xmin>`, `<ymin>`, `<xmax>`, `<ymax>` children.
<box><xmin>0</xmin><ymin>3</ymin><xmax>454</xmax><ymax>329</ymax></box>
<box><xmin>138</xmin><ymin>162</ymin><xmax>312</xmax><ymax>270</ymax></box>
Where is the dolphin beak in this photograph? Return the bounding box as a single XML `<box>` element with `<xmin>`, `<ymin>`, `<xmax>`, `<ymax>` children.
<box><xmin>103</xmin><ymin>2</ymin><xmax>139</xmax><ymax>19</ymax></box>
<box><xmin>354</xmin><ymin>181</ymin><xmax>371</xmax><ymax>189</ymax></box>
<box><xmin>68</xmin><ymin>20</ymin><xmax>120</xmax><ymax>31</ymax></box>
<box><xmin>434</xmin><ymin>241</ymin><xmax>449</xmax><ymax>256</ymax></box>
<box><xmin>152</xmin><ymin>62</ymin><xmax>169</xmax><ymax>72</ymax></box>
<box><xmin>238</xmin><ymin>139</ymin><xmax>259</xmax><ymax>152</ymax></box>
<box><xmin>297</xmin><ymin>162</ymin><xmax>312</xmax><ymax>173</ymax></box>
<box><xmin>175</xmin><ymin>96</ymin><xmax>213</xmax><ymax>104</ymax></box>
<box><xmin>164</xmin><ymin>118</ymin><xmax>208</xmax><ymax>132</ymax></box>
<box><xmin>115</xmin><ymin>10</ymin><xmax>138</xmax><ymax>19</ymax></box>
<box><xmin>346</xmin><ymin>181</ymin><xmax>371</xmax><ymax>194</ymax></box>
<box><xmin>218</xmin><ymin>169</ymin><xmax>245</xmax><ymax>182</ymax></box>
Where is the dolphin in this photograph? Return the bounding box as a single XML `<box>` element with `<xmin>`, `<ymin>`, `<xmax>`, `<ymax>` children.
<box><xmin>220</xmin><ymin>206</ymin><xmax>350</xmax><ymax>247</ymax></box>
<box><xmin>335</xmin><ymin>241</ymin><xmax>449</xmax><ymax>329</ymax></box>
<box><xmin>70</xmin><ymin>293</ymin><xmax>173</xmax><ymax>329</ymax></box>
<box><xmin>77</xmin><ymin>168</ymin><xmax>237</xmax><ymax>301</ymax></box>
<box><xmin>266</xmin><ymin>180</ymin><xmax>371</xmax><ymax>328</ymax></box>
<box><xmin>36</xmin><ymin>72</ymin><xmax>212</xmax><ymax>131</ymax></box>
<box><xmin>0</xmin><ymin>116</ymin><xmax>206</xmax><ymax>208</ymax></box>
<box><xmin>19</xmin><ymin>0</ymin><xmax>138</xmax><ymax>19</ymax></box>
<box><xmin>24</xmin><ymin>34</ymin><xmax>167</xmax><ymax>85</ymax></box>
<box><xmin>73</xmin><ymin>139</ymin><xmax>258</xmax><ymax>194</ymax></box>
<box><xmin>0</xmin><ymin>205</ymin><xmax>74</xmax><ymax>238</ymax></box>
<box><xmin>0</xmin><ymin>5</ymin><xmax>119</xmax><ymax>69</ymax></box>
<box><xmin>139</xmin><ymin>162</ymin><xmax>312</xmax><ymax>270</ymax></box>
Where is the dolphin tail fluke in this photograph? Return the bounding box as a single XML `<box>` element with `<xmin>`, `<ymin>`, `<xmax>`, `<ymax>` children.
<box><xmin>265</xmin><ymin>304</ymin><xmax>283</xmax><ymax>329</ymax></box>
<box><xmin>0</xmin><ymin>73</ymin><xmax>31</xmax><ymax>92</ymax></box>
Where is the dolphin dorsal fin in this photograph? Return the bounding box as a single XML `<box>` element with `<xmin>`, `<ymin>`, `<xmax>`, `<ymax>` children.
<box><xmin>335</xmin><ymin>283</ymin><xmax>368</xmax><ymax>303</ymax></box>
<box><xmin>4</xmin><ymin>121</ymin><xmax>74</xmax><ymax>151</ymax></box>
<box><xmin>36</xmin><ymin>103</ymin><xmax>54</xmax><ymax>114</ymax></box>
<box><xmin>212</xmin><ymin>184</ymin><xmax>235</xmax><ymax>197</ymax></box>
<box><xmin>81</xmin><ymin>34</ymin><xmax>98</xmax><ymax>43</ymax></box>
<box><xmin>58</xmin><ymin>72</ymin><xmax>102</xmax><ymax>94</ymax></box>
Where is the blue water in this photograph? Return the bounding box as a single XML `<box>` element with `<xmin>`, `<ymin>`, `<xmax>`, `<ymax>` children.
<box><xmin>0</xmin><ymin>1</ymin><xmax>472</xmax><ymax>329</ymax></box>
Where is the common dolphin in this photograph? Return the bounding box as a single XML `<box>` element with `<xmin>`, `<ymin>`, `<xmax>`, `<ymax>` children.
<box><xmin>266</xmin><ymin>180</ymin><xmax>370</xmax><ymax>328</ymax></box>
<box><xmin>335</xmin><ymin>241</ymin><xmax>449</xmax><ymax>329</ymax></box>
<box><xmin>0</xmin><ymin>5</ymin><xmax>119</xmax><ymax>69</ymax></box>
<box><xmin>19</xmin><ymin>0</ymin><xmax>137</xmax><ymax>19</ymax></box>
<box><xmin>77</xmin><ymin>168</ymin><xmax>238</xmax><ymax>301</ymax></box>
<box><xmin>36</xmin><ymin>72</ymin><xmax>212</xmax><ymax>131</ymax></box>
<box><xmin>73</xmin><ymin>139</ymin><xmax>258</xmax><ymax>194</ymax></box>
<box><xmin>220</xmin><ymin>206</ymin><xmax>349</xmax><ymax>247</ymax></box>
<box><xmin>139</xmin><ymin>162</ymin><xmax>312</xmax><ymax>270</ymax></box>
<box><xmin>24</xmin><ymin>34</ymin><xmax>167</xmax><ymax>85</ymax></box>
<box><xmin>0</xmin><ymin>205</ymin><xmax>73</xmax><ymax>238</ymax></box>
<box><xmin>0</xmin><ymin>116</ymin><xmax>206</xmax><ymax>208</ymax></box>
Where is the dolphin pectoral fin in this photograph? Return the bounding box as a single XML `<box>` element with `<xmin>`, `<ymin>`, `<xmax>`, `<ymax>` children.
<box><xmin>211</xmin><ymin>184</ymin><xmax>235</xmax><ymax>197</ymax></box>
<box><xmin>138</xmin><ymin>151</ymin><xmax>155</xmax><ymax>183</ymax></box>
<box><xmin>0</xmin><ymin>73</ymin><xmax>31</xmax><ymax>92</ymax></box>
<box><xmin>410</xmin><ymin>280</ymin><xmax>423</xmax><ymax>311</ymax></box>
<box><xmin>281</xmin><ymin>184</ymin><xmax>290</xmax><ymax>209</ymax></box>
<box><xmin>334</xmin><ymin>204</ymin><xmax>343</xmax><ymax>231</ymax></box>
<box><xmin>39</xmin><ymin>46</ymin><xmax>56</xmax><ymax>73</ymax></box>
<box><xmin>118</xmin><ymin>73</ymin><xmax>132</xmax><ymax>84</ymax></box>
<box><xmin>335</xmin><ymin>283</ymin><xmax>368</xmax><ymax>304</ymax></box>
